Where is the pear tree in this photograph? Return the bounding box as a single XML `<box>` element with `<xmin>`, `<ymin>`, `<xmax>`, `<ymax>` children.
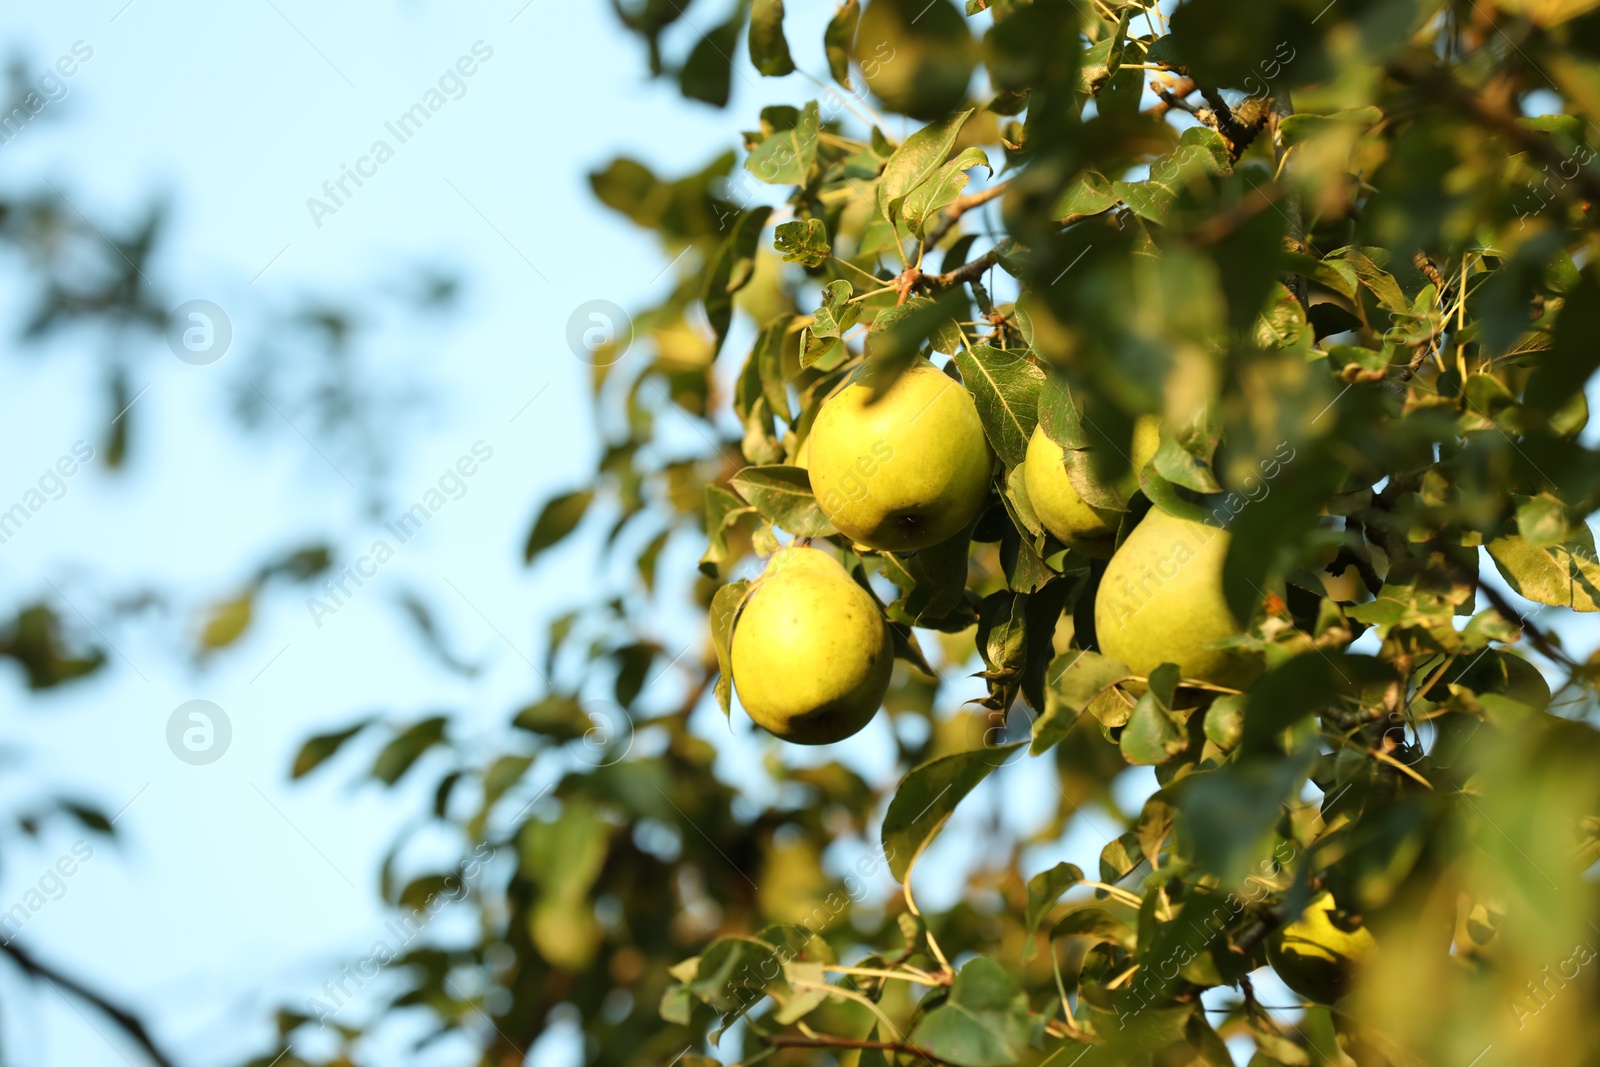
<box><xmin>275</xmin><ymin>2</ymin><xmax>1600</xmax><ymax>1065</ymax></box>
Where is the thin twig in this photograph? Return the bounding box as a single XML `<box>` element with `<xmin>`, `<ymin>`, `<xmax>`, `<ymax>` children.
<box><xmin>925</xmin><ymin>178</ymin><xmax>1013</xmax><ymax>249</ymax></box>
<box><xmin>0</xmin><ymin>940</ymin><xmax>177</xmax><ymax>1067</ymax></box>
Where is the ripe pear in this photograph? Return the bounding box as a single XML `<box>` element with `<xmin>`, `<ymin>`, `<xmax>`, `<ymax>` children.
<box><xmin>1024</xmin><ymin>416</ymin><xmax>1160</xmax><ymax>557</ymax></box>
<box><xmin>730</xmin><ymin>547</ymin><xmax>893</xmax><ymax>744</ymax></box>
<box><xmin>808</xmin><ymin>362</ymin><xmax>992</xmax><ymax>552</ymax></box>
<box><xmin>1267</xmin><ymin>891</ymin><xmax>1378</xmax><ymax>1003</ymax></box>
<box><xmin>1093</xmin><ymin>508</ymin><xmax>1261</xmax><ymax>689</ymax></box>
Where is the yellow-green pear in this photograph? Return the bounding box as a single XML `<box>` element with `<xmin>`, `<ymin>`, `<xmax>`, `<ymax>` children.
<box><xmin>730</xmin><ymin>547</ymin><xmax>893</xmax><ymax>744</ymax></box>
<box><xmin>1093</xmin><ymin>508</ymin><xmax>1261</xmax><ymax>689</ymax></box>
<box><xmin>808</xmin><ymin>362</ymin><xmax>992</xmax><ymax>552</ymax></box>
<box><xmin>1267</xmin><ymin>891</ymin><xmax>1378</xmax><ymax>1004</ymax></box>
<box><xmin>1024</xmin><ymin>416</ymin><xmax>1160</xmax><ymax>557</ymax></box>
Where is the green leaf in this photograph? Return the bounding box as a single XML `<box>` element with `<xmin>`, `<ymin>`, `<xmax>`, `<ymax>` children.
<box><xmin>1115</xmin><ymin>127</ymin><xmax>1230</xmax><ymax>224</ymax></box>
<box><xmin>710</xmin><ymin>581</ymin><xmax>751</xmax><ymax>718</ymax></box>
<box><xmin>749</xmin><ymin>0</ymin><xmax>796</xmax><ymax>76</ymax></box>
<box><xmin>877</xmin><ymin>109</ymin><xmax>975</xmax><ymax>222</ymax></box>
<box><xmin>1203</xmin><ymin>693</ymin><xmax>1244</xmax><ymax>749</ymax></box>
<box><xmin>1487</xmin><ymin>530</ymin><xmax>1600</xmax><ymax>611</ymax></box>
<box><xmin>1031</xmin><ymin>650</ymin><xmax>1130</xmax><ymax>754</ymax></box>
<box><xmin>774</xmin><ymin>217</ymin><xmax>830</xmax><ymax>267</ymax></box>
<box><xmin>1023</xmin><ymin>862</ymin><xmax>1084</xmax><ymax>956</ymax></box>
<box><xmin>824</xmin><ymin>0</ymin><xmax>860</xmax><ymax>88</ymax></box>
<box><xmin>903</xmin><ymin>147</ymin><xmax>991</xmax><ymax>236</ymax></box>
<box><xmin>882</xmin><ymin>745</ymin><xmax>1019</xmax><ymax>882</ymax></box>
<box><xmin>730</xmin><ymin>465</ymin><xmax>837</xmax><ymax>537</ymax></box>
<box><xmin>910</xmin><ymin>957</ymin><xmax>1032</xmax><ymax>1067</ymax></box>
<box><xmin>1053</xmin><ymin>169</ymin><xmax>1119</xmax><ymax>221</ymax></box>
<box><xmin>1035</xmin><ymin>369</ymin><xmax>1134</xmax><ymax>510</ymax></box>
<box><xmin>746</xmin><ymin>100</ymin><xmax>819</xmax><ymax>185</ymax></box>
<box><xmin>479</xmin><ymin>753</ymin><xmax>533</xmax><ymax>813</ymax></box>
<box><xmin>809</xmin><ymin>278</ymin><xmax>860</xmax><ymax>340</ymax></box>
<box><xmin>524</xmin><ymin>489</ymin><xmax>595</xmax><ymax>565</ymax></box>
<box><xmin>951</xmin><ymin>344</ymin><xmax>1044</xmax><ymax>470</ymax></box>
<box><xmin>372</xmin><ymin>716</ymin><xmax>449</xmax><ymax>786</ymax></box>
<box><xmin>292</xmin><ymin>719</ymin><xmax>371</xmax><ymax>779</ymax></box>
<box><xmin>701</xmin><ymin>485</ymin><xmax>755</xmax><ymax>578</ymax></box>
<box><xmin>1120</xmin><ymin>662</ymin><xmax>1186</xmax><ymax>765</ymax></box>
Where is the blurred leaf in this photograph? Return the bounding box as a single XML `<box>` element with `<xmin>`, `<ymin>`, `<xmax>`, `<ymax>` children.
<box><xmin>825</xmin><ymin>0</ymin><xmax>860</xmax><ymax>88</ymax></box>
<box><xmin>524</xmin><ymin>490</ymin><xmax>595</xmax><ymax>565</ymax></box>
<box><xmin>705</xmin><ymin>206</ymin><xmax>774</xmax><ymax>354</ymax></box>
<box><xmin>749</xmin><ymin>0</ymin><xmax>796</xmax><ymax>76</ymax></box>
<box><xmin>292</xmin><ymin>719</ymin><xmax>372</xmax><ymax>779</ymax></box>
<box><xmin>396</xmin><ymin>592</ymin><xmax>479</xmax><ymax>676</ymax></box>
<box><xmin>371</xmin><ymin>716</ymin><xmax>449</xmax><ymax>786</ymax></box>
<box><xmin>680</xmin><ymin>7</ymin><xmax>745</xmax><ymax>106</ymax></box>
<box><xmin>199</xmin><ymin>591</ymin><xmax>253</xmax><ymax>651</ymax></box>
<box><xmin>1174</xmin><ymin>755</ymin><xmax>1310</xmax><ymax>881</ymax></box>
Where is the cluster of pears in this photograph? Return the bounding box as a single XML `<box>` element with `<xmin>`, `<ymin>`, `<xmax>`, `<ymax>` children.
<box><xmin>731</xmin><ymin>361</ymin><xmax>993</xmax><ymax>744</ymax></box>
<box><xmin>1266</xmin><ymin>891</ymin><xmax>1379</xmax><ymax>1003</ymax></box>
<box><xmin>1026</xmin><ymin>418</ymin><xmax>1259</xmax><ymax>690</ymax></box>
<box><xmin>730</xmin><ymin>358</ymin><xmax>1262</xmax><ymax>743</ymax></box>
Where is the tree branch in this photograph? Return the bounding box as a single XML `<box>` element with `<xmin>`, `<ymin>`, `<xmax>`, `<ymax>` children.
<box><xmin>925</xmin><ymin>178</ymin><xmax>1013</xmax><ymax>250</ymax></box>
<box><xmin>763</xmin><ymin>1033</ymin><xmax>951</xmax><ymax>1062</ymax></box>
<box><xmin>0</xmin><ymin>940</ymin><xmax>176</xmax><ymax>1067</ymax></box>
<box><xmin>1389</xmin><ymin>60</ymin><xmax>1600</xmax><ymax>208</ymax></box>
<box><xmin>1269</xmin><ymin>89</ymin><xmax>1308</xmax><ymax>311</ymax></box>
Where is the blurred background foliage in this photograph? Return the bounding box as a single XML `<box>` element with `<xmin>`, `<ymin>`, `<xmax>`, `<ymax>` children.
<box><xmin>9</xmin><ymin>0</ymin><xmax>1600</xmax><ymax>1065</ymax></box>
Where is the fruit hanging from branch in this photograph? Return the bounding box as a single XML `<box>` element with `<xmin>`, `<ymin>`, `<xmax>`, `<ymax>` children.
<box><xmin>808</xmin><ymin>360</ymin><xmax>993</xmax><ymax>553</ymax></box>
<box><xmin>729</xmin><ymin>545</ymin><xmax>894</xmax><ymax>744</ymax></box>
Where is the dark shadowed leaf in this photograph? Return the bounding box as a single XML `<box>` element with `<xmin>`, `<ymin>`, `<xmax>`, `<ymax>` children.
<box><xmin>680</xmin><ymin>8</ymin><xmax>745</xmax><ymax>106</ymax></box>
<box><xmin>372</xmin><ymin>716</ymin><xmax>449</xmax><ymax>786</ymax></box>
